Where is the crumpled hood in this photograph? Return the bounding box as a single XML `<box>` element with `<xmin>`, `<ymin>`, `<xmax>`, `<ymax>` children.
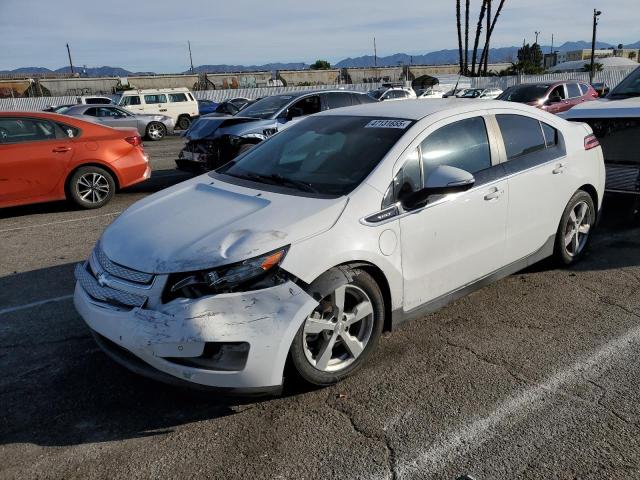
<box><xmin>185</xmin><ymin>116</ymin><xmax>273</xmax><ymax>140</ymax></box>
<box><xmin>101</xmin><ymin>175</ymin><xmax>347</xmax><ymax>274</ymax></box>
<box><xmin>560</xmin><ymin>97</ymin><xmax>640</xmax><ymax>119</ymax></box>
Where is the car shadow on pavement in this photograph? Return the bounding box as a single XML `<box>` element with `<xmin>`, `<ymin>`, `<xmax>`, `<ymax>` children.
<box><xmin>0</xmin><ymin>169</ymin><xmax>195</xmax><ymax>220</ymax></box>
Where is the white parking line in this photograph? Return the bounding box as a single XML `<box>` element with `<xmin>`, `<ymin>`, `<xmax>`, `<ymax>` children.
<box><xmin>0</xmin><ymin>211</ymin><xmax>121</xmax><ymax>234</ymax></box>
<box><xmin>0</xmin><ymin>294</ymin><xmax>73</xmax><ymax>316</ymax></box>
<box><xmin>393</xmin><ymin>322</ymin><xmax>640</xmax><ymax>478</ymax></box>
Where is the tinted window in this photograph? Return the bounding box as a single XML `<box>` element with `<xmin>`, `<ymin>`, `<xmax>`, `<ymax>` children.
<box><xmin>324</xmin><ymin>92</ymin><xmax>352</xmax><ymax>109</ymax></box>
<box><xmin>56</xmin><ymin>122</ymin><xmax>81</xmax><ymax>138</ymax></box>
<box><xmin>579</xmin><ymin>83</ymin><xmax>590</xmax><ymax>95</ymax></box>
<box><xmin>144</xmin><ymin>94</ymin><xmax>167</xmax><ymax>104</ymax></box>
<box><xmin>120</xmin><ymin>96</ymin><xmax>141</xmax><ymax>106</ymax></box>
<box><xmin>548</xmin><ymin>85</ymin><xmax>566</xmax><ymax>101</ymax></box>
<box><xmin>84</xmin><ymin>107</ymin><xmax>98</xmax><ymax>117</ymax></box>
<box><xmin>608</xmin><ymin>67</ymin><xmax>640</xmax><ymax>98</ymax></box>
<box><xmin>497</xmin><ymin>84</ymin><xmax>550</xmax><ymax>102</ymax></box>
<box><xmin>541</xmin><ymin>122</ymin><xmax>558</xmax><ymax>147</ymax></box>
<box><xmin>567</xmin><ymin>83</ymin><xmax>582</xmax><ymax>98</ymax></box>
<box><xmin>85</xmin><ymin>97</ymin><xmax>111</xmax><ymax>104</ymax></box>
<box><xmin>289</xmin><ymin>95</ymin><xmax>321</xmax><ymax>116</ymax></box>
<box><xmin>496</xmin><ymin>114</ymin><xmax>546</xmax><ymax>159</ymax></box>
<box><xmin>217</xmin><ymin>116</ymin><xmax>412</xmax><ymax>197</ymax></box>
<box><xmin>169</xmin><ymin>93</ymin><xmax>188</xmax><ymax>102</ymax></box>
<box><xmin>0</xmin><ymin>118</ymin><xmax>57</xmax><ymax>144</ymax></box>
<box><xmin>420</xmin><ymin>116</ymin><xmax>492</xmax><ymax>179</ymax></box>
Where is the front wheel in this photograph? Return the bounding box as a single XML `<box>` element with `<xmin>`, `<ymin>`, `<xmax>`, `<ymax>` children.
<box><xmin>145</xmin><ymin>122</ymin><xmax>166</xmax><ymax>141</ymax></box>
<box><xmin>177</xmin><ymin>115</ymin><xmax>191</xmax><ymax>130</ymax></box>
<box><xmin>289</xmin><ymin>268</ymin><xmax>384</xmax><ymax>386</ymax></box>
<box><xmin>554</xmin><ymin>190</ymin><xmax>596</xmax><ymax>265</ymax></box>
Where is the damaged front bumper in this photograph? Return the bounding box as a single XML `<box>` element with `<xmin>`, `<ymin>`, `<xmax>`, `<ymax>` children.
<box><xmin>74</xmin><ymin>273</ymin><xmax>317</xmax><ymax>392</ymax></box>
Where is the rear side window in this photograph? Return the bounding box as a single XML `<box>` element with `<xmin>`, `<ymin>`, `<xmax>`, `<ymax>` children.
<box><xmin>566</xmin><ymin>83</ymin><xmax>582</xmax><ymax>98</ymax></box>
<box><xmin>420</xmin><ymin>116</ymin><xmax>492</xmax><ymax>178</ymax></box>
<box><xmin>84</xmin><ymin>108</ymin><xmax>98</xmax><ymax>117</ymax></box>
<box><xmin>496</xmin><ymin>114</ymin><xmax>546</xmax><ymax>159</ymax></box>
<box><xmin>144</xmin><ymin>94</ymin><xmax>167</xmax><ymax>104</ymax></box>
<box><xmin>56</xmin><ymin>122</ymin><xmax>81</xmax><ymax>138</ymax></box>
<box><xmin>579</xmin><ymin>83</ymin><xmax>590</xmax><ymax>95</ymax></box>
<box><xmin>168</xmin><ymin>93</ymin><xmax>188</xmax><ymax>102</ymax></box>
<box><xmin>120</xmin><ymin>96</ymin><xmax>141</xmax><ymax>106</ymax></box>
<box><xmin>324</xmin><ymin>92</ymin><xmax>353</xmax><ymax>109</ymax></box>
<box><xmin>541</xmin><ymin>122</ymin><xmax>558</xmax><ymax>147</ymax></box>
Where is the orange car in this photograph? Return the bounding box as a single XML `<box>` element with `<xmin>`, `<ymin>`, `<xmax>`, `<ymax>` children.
<box><xmin>0</xmin><ymin>111</ymin><xmax>150</xmax><ymax>209</ymax></box>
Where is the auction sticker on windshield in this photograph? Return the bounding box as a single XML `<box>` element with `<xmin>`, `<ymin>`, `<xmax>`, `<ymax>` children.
<box><xmin>365</xmin><ymin>119</ymin><xmax>412</xmax><ymax>129</ymax></box>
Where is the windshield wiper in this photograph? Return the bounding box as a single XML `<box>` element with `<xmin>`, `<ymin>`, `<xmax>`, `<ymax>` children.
<box><xmin>239</xmin><ymin>172</ymin><xmax>318</xmax><ymax>193</ymax></box>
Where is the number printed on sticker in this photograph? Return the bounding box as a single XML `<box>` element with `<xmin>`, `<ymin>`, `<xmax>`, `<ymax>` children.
<box><xmin>365</xmin><ymin>119</ymin><xmax>412</xmax><ymax>129</ymax></box>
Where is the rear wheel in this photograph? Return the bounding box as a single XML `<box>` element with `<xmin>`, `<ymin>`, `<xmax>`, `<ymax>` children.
<box><xmin>289</xmin><ymin>268</ymin><xmax>384</xmax><ymax>386</ymax></box>
<box><xmin>554</xmin><ymin>190</ymin><xmax>596</xmax><ymax>265</ymax></box>
<box><xmin>68</xmin><ymin>166</ymin><xmax>115</xmax><ymax>209</ymax></box>
<box><xmin>145</xmin><ymin>122</ymin><xmax>166</xmax><ymax>141</ymax></box>
<box><xmin>177</xmin><ymin>115</ymin><xmax>192</xmax><ymax>130</ymax></box>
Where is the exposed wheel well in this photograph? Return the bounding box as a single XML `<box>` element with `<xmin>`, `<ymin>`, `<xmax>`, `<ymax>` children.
<box><xmin>65</xmin><ymin>163</ymin><xmax>120</xmax><ymax>195</ymax></box>
<box><xmin>337</xmin><ymin>261</ymin><xmax>393</xmax><ymax>332</ymax></box>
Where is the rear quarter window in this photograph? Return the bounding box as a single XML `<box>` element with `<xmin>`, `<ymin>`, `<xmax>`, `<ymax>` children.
<box><xmin>168</xmin><ymin>93</ymin><xmax>188</xmax><ymax>102</ymax></box>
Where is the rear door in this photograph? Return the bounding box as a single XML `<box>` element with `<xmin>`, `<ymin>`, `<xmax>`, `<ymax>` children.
<box><xmin>321</xmin><ymin>92</ymin><xmax>354</xmax><ymax>111</ymax></box>
<box><xmin>545</xmin><ymin>84</ymin><xmax>568</xmax><ymax>114</ymax></box>
<box><xmin>142</xmin><ymin>93</ymin><xmax>167</xmax><ymax>117</ymax></box>
<box><xmin>0</xmin><ymin>117</ymin><xmax>74</xmax><ymax>202</ymax></box>
<box><xmin>494</xmin><ymin>113</ymin><xmax>568</xmax><ymax>263</ymax></box>
<box><xmin>167</xmin><ymin>92</ymin><xmax>190</xmax><ymax>121</ymax></box>
<box><xmin>565</xmin><ymin>83</ymin><xmax>584</xmax><ymax>110</ymax></box>
<box><xmin>86</xmin><ymin>106</ymin><xmax>138</xmax><ymax>129</ymax></box>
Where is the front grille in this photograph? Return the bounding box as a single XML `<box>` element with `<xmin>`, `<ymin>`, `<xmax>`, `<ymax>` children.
<box><xmin>75</xmin><ymin>263</ymin><xmax>148</xmax><ymax>308</ymax></box>
<box><xmin>605</xmin><ymin>165</ymin><xmax>640</xmax><ymax>193</ymax></box>
<box><xmin>95</xmin><ymin>243</ymin><xmax>154</xmax><ymax>284</ymax></box>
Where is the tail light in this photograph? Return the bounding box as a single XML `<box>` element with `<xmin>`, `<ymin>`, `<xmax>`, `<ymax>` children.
<box><xmin>584</xmin><ymin>134</ymin><xmax>600</xmax><ymax>150</ymax></box>
<box><xmin>125</xmin><ymin>135</ymin><xmax>143</xmax><ymax>147</ymax></box>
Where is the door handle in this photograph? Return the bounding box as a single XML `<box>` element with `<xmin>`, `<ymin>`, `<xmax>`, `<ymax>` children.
<box><xmin>552</xmin><ymin>163</ymin><xmax>566</xmax><ymax>174</ymax></box>
<box><xmin>52</xmin><ymin>146</ymin><xmax>71</xmax><ymax>153</ymax></box>
<box><xmin>484</xmin><ymin>187</ymin><xmax>503</xmax><ymax>201</ymax></box>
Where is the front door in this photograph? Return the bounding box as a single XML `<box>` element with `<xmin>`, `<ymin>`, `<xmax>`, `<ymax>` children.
<box><xmin>545</xmin><ymin>84</ymin><xmax>569</xmax><ymax>114</ymax></box>
<box><xmin>398</xmin><ymin>115</ymin><xmax>508</xmax><ymax>312</ymax></box>
<box><xmin>0</xmin><ymin>117</ymin><xmax>73</xmax><ymax>202</ymax></box>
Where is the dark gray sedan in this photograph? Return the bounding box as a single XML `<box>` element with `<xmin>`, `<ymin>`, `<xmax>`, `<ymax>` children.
<box><xmin>63</xmin><ymin>105</ymin><xmax>175</xmax><ymax>141</ymax></box>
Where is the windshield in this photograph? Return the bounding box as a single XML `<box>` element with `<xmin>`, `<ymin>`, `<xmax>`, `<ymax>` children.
<box><xmin>237</xmin><ymin>95</ymin><xmax>295</xmax><ymax>119</ymax></box>
<box><xmin>608</xmin><ymin>67</ymin><xmax>640</xmax><ymax>98</ymax></box>
<box><xmin>498</xmin><ymin>84</ymin><xmax>550</xmax><ymax>102</ymax></box>
<box><xmin>216</xmin><ymin>115</ymin><xmax>413</xmax><ymax>197</ymax></box>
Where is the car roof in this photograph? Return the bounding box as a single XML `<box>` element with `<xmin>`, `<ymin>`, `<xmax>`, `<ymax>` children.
<box><xmin>316</xmin><ymin>98</ymin><xmax>536</xmax><ymax>120</ymax></box>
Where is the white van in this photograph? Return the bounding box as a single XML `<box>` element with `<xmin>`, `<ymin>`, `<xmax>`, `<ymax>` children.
<box><xmin>117</xmin><ymin>88</ymin><xmax>199</xmax><ymax>130</ymax></box>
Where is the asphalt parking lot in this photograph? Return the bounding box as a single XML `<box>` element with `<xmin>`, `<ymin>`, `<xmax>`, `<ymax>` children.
<box><xmin>1</xmin><ymin>136</ymin><xmax>640</xmax><ymax>480</ymax></box>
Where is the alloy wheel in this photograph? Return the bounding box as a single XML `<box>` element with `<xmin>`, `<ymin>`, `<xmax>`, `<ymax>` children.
<box><xmin>302</xmin><ymin>284</ymin><xmax>375</xmax><ymax>372</ymax></box>
<box><xmin>76</xmin><ymin>172</ymin><xmax>110</xmax><ymax>204</ymax></box>
<box><xmin>563</xmin><ymin>200</ymin><xmax>591</xmax><ymax>257</ymax></box>
<box><xmin>147</xmin><ymin>123</ymin><xmax>165</xmax><ymax>140</ymax></box>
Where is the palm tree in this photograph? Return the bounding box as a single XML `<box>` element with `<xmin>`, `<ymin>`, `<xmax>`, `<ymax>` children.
<box><xmin>464</xmin><ymin>0</ymin><xmax>470</xmax><ymax>73</ymax></box>
<box><xmin>483</xmin><ymin>0</ymin><xmax>491</xmax><ymax>75</ymax></box>
<box><xmin>471</xmin><ymin>0</ymin><xmax>489</xmax><ymax>74</ymax></box>
<box><xmin>478</xmin><ymin>0</ymin><xmax>507</xmax><ymax>75</ymax></box>
<box><xmin>457</xmin><ymin>0</ymin><xmax>464</xmax><ymax>73</ymax></box>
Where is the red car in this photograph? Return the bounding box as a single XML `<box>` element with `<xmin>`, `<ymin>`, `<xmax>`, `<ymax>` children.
<box><xmin>0</xmin><ymin>111</ymin><xmax>150</xmax><ymax>209</ymax></box>
<box><xmin>497</xmin><ymin>80</ymin><xmax>598</xmax><ymax>114</ymax></box>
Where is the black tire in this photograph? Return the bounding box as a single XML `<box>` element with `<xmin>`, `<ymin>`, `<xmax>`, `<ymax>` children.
<box><xmin>145</xmin><ymin>122</ymin><xmax>166</xmax><ymax>141</ymax></box>
<box><xmin>554</xmin><ymin>190</ymin><xmax>596</xmax><ymax>265</ymax></box>
<box><xmin>289</xmin><ymin>267</ymin><xmax>384</xmax><ymax>386</ymax></box>
<box><xmin>177</xmin><ymin>115</ymin><xmax>192</xmax><ymax>130</ymax></box>
<box><xmin>68</xmin><ymin>166</ymin><xmax>115</xmax><ymax>209</ymax></box>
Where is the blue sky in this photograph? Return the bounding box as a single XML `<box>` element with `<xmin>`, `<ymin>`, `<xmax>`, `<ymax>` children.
<box><xmin>1</xmin><ymin>0</ymin><xmax>637</xmax><ymax>72</ymax></box>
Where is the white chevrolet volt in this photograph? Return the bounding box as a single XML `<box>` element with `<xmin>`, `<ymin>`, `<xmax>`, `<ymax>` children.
<box><xmin>74</xmin><ymin>99</ymin><xmax>605</xmax><ymax>393</ymax></box>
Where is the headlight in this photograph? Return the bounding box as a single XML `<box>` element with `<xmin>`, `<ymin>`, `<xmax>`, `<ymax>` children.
<box><xmin>163</xmin><ymin>247</ymin><xmax>289</xmax><ymax>302</ymax></box>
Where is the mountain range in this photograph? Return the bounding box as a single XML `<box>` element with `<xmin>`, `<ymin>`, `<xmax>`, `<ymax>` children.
<box><xmin>2</xmin><ymin>40</ymin><xmax>639</xmax><ymax>77</ymax></box>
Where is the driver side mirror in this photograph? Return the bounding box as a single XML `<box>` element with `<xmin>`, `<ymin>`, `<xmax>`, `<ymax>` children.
<box><xmin>286</xmin><ymin>107</ymin><xmax>305</xmax><ymax>121</ymax></box>
<box><xmin>401</xmin><ymin>165</ymin><xmax>475</xmax><ymax>211</ymax></box>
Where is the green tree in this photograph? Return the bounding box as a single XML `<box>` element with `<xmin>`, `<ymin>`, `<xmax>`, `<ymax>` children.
<box><xmin>504</xmin><ymin>43</ymin><xmax>545</xmax><ymax>74</ymax></box>
<box><xmin>584</xmin><ymin>62</ymin><xmax>604</xmax><ymax>73</ymax></box>
<box><xmin>310</xmin><ymin>60</ymin><xmax>331</xmax><ymax>70</ymax></box>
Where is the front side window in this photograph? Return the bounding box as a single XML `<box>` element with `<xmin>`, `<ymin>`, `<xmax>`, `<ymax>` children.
<box><xmin>169</xmin><ymin>93</ymin><xmax>188</xmax><ymax>102</ymax></box>
<box><xmin>566</xmin><ymin>83</ymin><xmax>582</xmax><ymax>98</ymax></box>
<box><xmin>0</xmin><ymin>118</ymin><xmax>57</xmax><ymax>144</ymax></box>
<box><xmin>120</xmin><ymin>95</ymin><xmax>141</xmax><ymax>106</ymax></box>
<box><xmin>216</xmin><ymin>115</ymin><xmax>412</xmax><ymax>197</ymax></box>
<box><xmin>496</xmin><ymin>114</ymin><xmax>546</xmax><ymax>159</ymax></box>
<box><xmin>289</xmin><ymin>95</ymin><xmax>321</xmax><ymax>117</ymax></box>
<box><xmin>548</xmin><ymin>85</ymin><xmax>566</xmax><ymax>101</ymax></box>
<box><xmin>420</xmin><ymin>116</ymin><xmax>492</xmax><ymax>180</ymax></box>
<box><xmin>144</xmin><ymin>94</ymin><xmax>167</xmax><ymax>104</ymax></box>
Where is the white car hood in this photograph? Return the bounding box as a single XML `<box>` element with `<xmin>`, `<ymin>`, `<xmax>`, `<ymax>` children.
<box><xmin>101</xmin><ymin>175</ymin><xmax>347</xmax><ymax>274</ymax></box>
<box><xmin>560</xmin><ymin>97</ymin><xmax>640</xmax><ymax>119</ymax></box>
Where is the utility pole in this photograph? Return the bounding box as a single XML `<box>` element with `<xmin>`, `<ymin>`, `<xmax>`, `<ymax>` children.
<box><xmin>373</xmin><ymin>37</ymin><xmax>377</xmax><ymax>67</ymax></box>
<box><xmin>550</xmin><ymin>34</ymin><xmax>554</xmax><ymax>54</ymax></box>
<box><xmin>590</xmin><ymin>9</ymin><xmax>602</xmax><ymax>83</ymax></box>
<box><xmin>188</xmin><ymin>40</ymin><xmax>195</xmax><ymax>74</ymax></box>
<box><xmin>66</xmin><ymin>43</ymin><xmax>75</xmax><ymax>75</ymax></box>
<box><xmin>534</xmin><ymin>31</ymin><xmax>540</xmax><ymax>45</ymax></box>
